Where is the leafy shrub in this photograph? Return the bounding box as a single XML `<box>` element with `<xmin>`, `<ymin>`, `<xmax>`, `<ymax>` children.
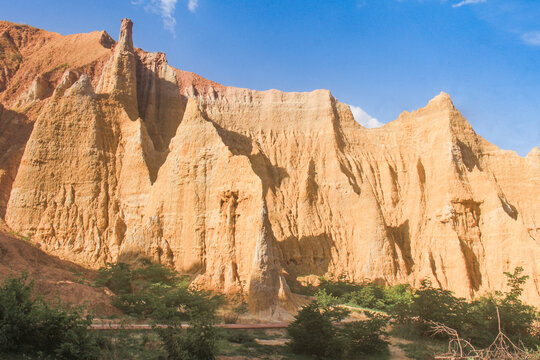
<box><xmin>319</xmin><ymin>276</ymin><xmax>362</xmax><ymax>298</ymax></box>
<box><xmin>287</xmin><ymin>302</ymin><xmax>346</xmax><ymax>359</ymax></box>
<box><xmin>463</xmin><ymin>267</ymin><xmax>539</xmax><ymax>348</ymax></box>
<box><xmin>97</xmin><ymin>260</ymin><xmax>222</xmax><ymax>359</ymax></box>
<box><xmin>339</xmin><ymin>312</ymin><xmax>390</xmax><ymax>356</ymax></box>
<box><xmin>317</xmin><ymin>277</ymin><xmax>413</xmax><ymax>313</ymax></box>
<box><xmin>305</xmin><ymin>268</ymin><xmax>538</xmax><ymax>353</ymax></box>
<box><xmin>393</xmin><ymin>267</ymin><xmax>539</xmax><ymax>350</ymax></box>
<box><xmin>380</xmin><ymin>283</ymin><xmax>414</xmax><ymax>315</ymax></box>
<box><xmin>345</xmin><ymin>283</ymin><xmax>385</xmax><ymax>309</ymax></box>
<box><xmin>157</xmin><ymin>313</ymin><xmax>218</xmax><ymax>360</ymax></box>
<box><xmin>0</xmin><ymin>274</ymin><xmax>99</xmax><ymax>359</ymax></box>
<box><xmin>95</xmin><ymin>260</ymin><xmax>181</xmax><ymax>296</ymax></box>
<box><xmin>96</xmin><ymin>260</ymin><xmax>220</xmax><ymax>322</ymax></box>
<box><xmin>315</xmin><ymin>288</ymin><xmax>340</xmax><ymax>309</ymax></box>
<box><xmin>288</xmin><ymin>300</ymin><xmax>390</xmax><ymax>358</ymax></box>
<box><xmin>408</xmin><ymin>279</ymin><xmax>469</xmax><ymax>334</ymax></box>
<box><xmin>114</xmin><ymin>282</ymin><xmax>220</xmax><ymax>322</ymax></box>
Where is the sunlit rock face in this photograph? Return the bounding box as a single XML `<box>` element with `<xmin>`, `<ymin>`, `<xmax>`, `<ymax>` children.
<box><xmin>0</xmin><ymin>19</ymin><xmax>538</xmax><ymax>316</ymax></box>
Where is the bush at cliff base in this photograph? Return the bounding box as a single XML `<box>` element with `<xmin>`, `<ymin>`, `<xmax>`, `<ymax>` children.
<box><xmin>0</xmin><ymin>273</ymin><xmax>100</xmax><ymax>360</ymax></box>
<box><xmin>96</xmin><ymin>260</ymin><xmax>222</xmax><ymax>360</ymax></box>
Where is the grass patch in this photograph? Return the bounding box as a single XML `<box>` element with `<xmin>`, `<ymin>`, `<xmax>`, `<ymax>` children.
<box><xmin>216</xmin><ymin>328</ymin><xmax>317</xmax><ymax>359</ymax></box>
<box><xmin>8</xmin><ymin>230</ymin><xmax>32</xmax><ymax>242</ymax></box>
<box><xmin>97</xmin><ymin>330</ymin><xmax>165</xmax><ymax>360</ymax></box>
<box><xmin>390</xmin><ymin>324</ymin><xmax>447</xmax><ymax>360</ymax></box>
<box><xmin>398</xmin><ymin>340</ymin><xmax>447</xmax><ymax>360</ymax></box>
<box><xmin>217</xmin><ymin>337</ymin><xmax>283</xmax><ymax>358</ymax></box>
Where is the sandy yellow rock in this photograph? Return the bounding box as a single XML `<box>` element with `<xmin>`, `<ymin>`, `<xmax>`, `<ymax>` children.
<box><xmin>0</xmin><ymin>20</ymin><xmax>538</xmax><ymax>316</ymax></box>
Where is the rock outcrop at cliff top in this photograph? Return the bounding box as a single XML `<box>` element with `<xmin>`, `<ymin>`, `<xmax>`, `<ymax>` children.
<box><xmin>0</xmin><ymin>19</ymin><xmax>538</xmax><ymax>316</ymax></box>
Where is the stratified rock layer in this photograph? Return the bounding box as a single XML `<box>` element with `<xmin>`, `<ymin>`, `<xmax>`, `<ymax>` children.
<box><xmin>0</xmin><ymin>20</ymin><xmax>538</xmax><ymax>316</ymax></box>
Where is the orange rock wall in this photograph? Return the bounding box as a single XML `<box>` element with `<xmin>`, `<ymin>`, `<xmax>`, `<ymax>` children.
<box><xmin>1</xmin><ymin>19</ymin><xmax>538</xmax><ymax>316</ymax></box>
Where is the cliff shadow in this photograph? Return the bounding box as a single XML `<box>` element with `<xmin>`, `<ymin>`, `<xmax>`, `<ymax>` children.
<box><xmin>206</xmin><ymin>120</ymin><xmax>289</xmax><ymax>196</ymax></box>
<box><xmin>450</xmin><ymin>200</ymin><xmax>483</xmax><ymax>293</ymax></box>
<box><xmin>0</xmin><ymin>108</ymin><xmax>32</xmax><ymax>219</ymax></box>
<box><xmin>330</xmin><ymin>97</ymin><xmax>361</xmax><ymax>195</ymax></box>
<box><xmin>458</xmin><ymin>239</ymin><xmax>482</xmax><ymax>293</ymax></box>
<box><xmin>278</xmin><ymin>234</ymin><xmax>333</xmax><ymax>278</ymax></box>
<box><xmin>388</xmin><ymin>220</ymin><xmax>414</xmax><ymax>276</ymax></box>
<box><xmin>499</xmin><ymin>195</ymin><xmax>518</xmax><ymax>220</ymax></box>
<box><xmin>135</xmin><ymin>57</ymin><xmax>187</xmax><ymax>183</ymax></box>
<box><xmin>456</xmin><ymin>139</ymin><xmax>483</xmax><ymax>173</ymax></box>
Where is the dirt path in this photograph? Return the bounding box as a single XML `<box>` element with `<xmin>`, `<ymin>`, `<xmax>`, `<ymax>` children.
<box><xmin>90</xmin><ymin>322</ymin><xmax>289</xmax><ymax>330</ymax></box>
<box><xmin>388</xmin><ymin>337</ymin><xmax>413</xmax><ymax>360</ymax></box>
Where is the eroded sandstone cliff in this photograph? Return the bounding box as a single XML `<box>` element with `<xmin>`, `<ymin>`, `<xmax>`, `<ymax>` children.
<box><xmin>0</xmin><ymin>19</ymin><xmax>538</xmax><ymax>316</ymax></box>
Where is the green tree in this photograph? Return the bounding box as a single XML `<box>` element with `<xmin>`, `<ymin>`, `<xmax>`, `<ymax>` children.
<box><xmin>157</xmin><ymin>313</ymin><xmax>217</xmax><ymax>360</ymax></box>
<box><xmin>0</xmin><ymin>274</ymin><xmax>99</xmax><ymax>359</ymax></box>
<box><xmin>96</xmin><ymin>261</ymin><xmax>221</xmax><ymax>359</ymax></box>
<box><xmin>409</xmin><ymin>280</ymin><xmax>468</xmax><ymax>335</ymax></box>
<box><xmin>339</xmin><ymin>312</ymin><xmax>390</xmax><ymax>357</ymax></box>
<box><xmin>465</xmin><ymin>267</ymin><xmax>539</xmax><ymax>348</ymax></box>
<box><xmin>287</xmin><ymin>302</ymin><xmax>346</xmax><ymax>359</ymax></box>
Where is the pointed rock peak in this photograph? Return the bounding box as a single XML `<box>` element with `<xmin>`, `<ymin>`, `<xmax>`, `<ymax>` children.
<box><xmin>64</xmin><ymin>74</ymin><xmax>95</xmax><ymax>98</ymax></box>
<box><xmin>527</xmin><ymin>146</ymin><xmax>540</xmax><ymax>157</ymax></box>
<box><xmin>118</xmin><ymin>18</ymin><xmax>133</xmax><ymax>51</ymax></box>
<box><xmin>99</xmin><ymin>30</ymin><xmax>115</xmax><ymax>49</ymax></box>
<box><xmin>427</xmin><ymin>91</ymin><xmax>455</xmax><ymax>110</ymax></box>
<box><xmin>53</xmin><ymin>70</ymin><xmax>79</xmax><ymax>97</ymax></box>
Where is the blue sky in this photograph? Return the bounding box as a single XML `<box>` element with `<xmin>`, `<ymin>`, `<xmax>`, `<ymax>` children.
<box><xmin>3</xmin><ymin>0</ymin><xmax>539</xmax><ymax>155</ymax></box>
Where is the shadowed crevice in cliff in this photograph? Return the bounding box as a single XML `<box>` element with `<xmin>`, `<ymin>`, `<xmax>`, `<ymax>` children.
<box><xmin>428</xmin><ymin>252</ymin><xmax>444</xmax><ymax>288</ymax></box>
<box><xmin>459</xmin><ymin>239</ymin><xmax>482</xmax><ymax>293</ymax></box>
<box><xmin>455</xmin><ymin>139</ymin><xmax>483</xmax><ymax>173</ymax></box>
<box><xmin>135</xmin><ymin>56</ymin><xmax>187</xmax><ymax>183</ymax></box>
<box><xmin>388</xmin><ymin>221</ymin><xmax>414</xmax><ymax>275</ymax></box>
<box><xmin>499</xmin><ymin>195</ymin><xmax>518</xmax><ymax>220</ymax></box>
<box><xmin>135</xmin><ymin>57</ymin><xmax>186</xmax><ymax>152</ymax></box>
<box><xmin>0</xmin><ymin>108</ymin><xmax>32</xmax><ymax>218</ymax></box>
<box><xmin>277</xmin><ymin>234</ymin><xmax>333</xmax><ymax>277</ymax></box>
<box><xmin>116</xmin><ymin>249</ymin><xmax>176</xmax><ymax>270</ymax></box>
<box><xmin>450</xmin><ymin>200</ymin><xmax>483</xmax><ymax>293</ymax></box>
<box><xmin>303</xmin><ymin>160</ymin><xmax>319</xmax><ymax>205</ymax></box>
<box><xmin>416</xmin><ymin>158</ymin><xmax>426</xmax><ymax>201</ymax></box>
<box><xmin>329</xmin><ymin>97</ymin><xmax>361</xmax><ymax>195</ymax></box>
<box><xmin>204</xmin><ymin>119</ymin><xmax>289</xmax><ymax>197</ymax></box>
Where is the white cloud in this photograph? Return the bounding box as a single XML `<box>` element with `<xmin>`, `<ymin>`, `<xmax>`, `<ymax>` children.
<box><xmin>133</xmin><ymin>0</ymin><xmax>198</xmax><ymax>37</ymax></box>
<box><xmin>349</xmin><ymin>105</ymin><xmax>384</xmax><ymax>128</ymax></box>
<box><xmin>452</xmin><ymin>0</ymin><xmax>486</xmax><ymax>8</ymax></box>
<box><xmin>151</xmin><ymin>0</ymin><xmax>178</xmax><ymax>35</ymax></box>
<box><xmin>188</xmin><ymin>0</ymin><xmax>198</xmax><ymax>13</ymax></box>
<box><xmin>522</xmin><ymin>31</ymin><xmax>540</xmax><ymax>46</ymax></box>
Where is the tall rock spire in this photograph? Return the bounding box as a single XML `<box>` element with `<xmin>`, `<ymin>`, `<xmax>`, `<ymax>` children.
<box><xmin>118</xmin><ymin>18</ymin><xmax>134</xmax><ymax>52</ymax></box>
<box><xmin>96</xmin><ymin>18</ymin><xmax>138</xmax><ymax>118</ymax></box>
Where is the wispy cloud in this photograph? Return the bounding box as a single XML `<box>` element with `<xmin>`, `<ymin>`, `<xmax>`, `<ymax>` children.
<box><xmin>349</xmin><ymin>105</ymin><xmax>384</xmax><ymax>128</ymax></box>
<box><xmin>522</xmin><ymin>31</ymin><xmax>540</xmax><ymax>46</ymax></box>
<box><xmin>452</xmin><ymin>0</ymin><xmax>486</xmax><ymax>8</ymax></box>
<box><xmin>188</xmin><ymin>0</ymin><xmax>198</xmax><ymax>13</ymax></box>
<box><xmin>133</xmin><ymin>0</ymin><xmax>199</xmax><ymax>36</ymax></box>
<box><xmin>153</xmin><ymin>0</ymin><xmax>179</xmax><ymax>35</ymax></box>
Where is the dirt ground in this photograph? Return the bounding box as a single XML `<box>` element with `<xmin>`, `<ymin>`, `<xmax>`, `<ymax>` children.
<box><xmin>0</xmin><ymin>229</ymin><xmax>118</xmax><ymax>316</ymax></box>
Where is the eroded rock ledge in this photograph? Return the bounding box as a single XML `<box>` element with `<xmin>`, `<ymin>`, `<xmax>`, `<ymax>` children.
<box><xmin>0</xmin><ymin>19</ymin><xmax>538</xmax><ymax>316</ymax></box>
